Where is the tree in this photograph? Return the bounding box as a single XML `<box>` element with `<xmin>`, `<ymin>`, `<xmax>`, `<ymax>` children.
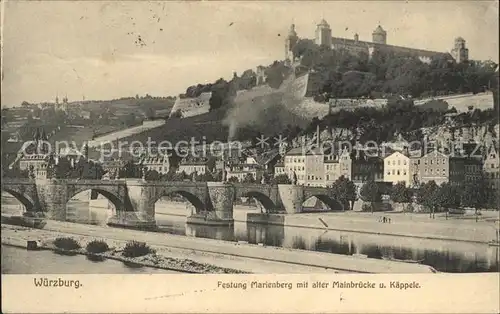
<box><xmin>119</xmin><ymin>161</ymin><xmax>141</xmax><ymax>178</ymax></box>
<box><xmin>331</xmin><ymin>176</ymin><xmax>357</xmax><ymax>210</ymax></box>
<box><xmin>242</xmin><ymin>173</ymin><xmax>255</xmax><ymax>183</ymax></box>
<box><xmin>390</xmin><ymin>182</ymin><xmax>412</xmax><ymax>208</ymax></box>
<box><xmin>359</xmin><ymin>180</ymin><xmax>381</xmax><ymax>213</ymax></box>
<box><xmin>360</xmin><ymin>180</ymin><xmax>381</xmax><ymax>202</ymax></box>
<box><xmin>436</xmin><ymin>182</ymin><xmax>460</xmax><ymax>218</ymax></box>
<box><xmin>228</xmin><ymin>176</ymin><xmax>239</xmax><ymax>183</ymax></box>
<box><xmin>171</xmin><ymin>171</ymin><xmax>187</xmax><ymax>181</ymax></box>
<box><xmin>54</xmin><ymin>158</ymin><xmax>72</xmax><ymax>179</ymax></box>
<box><xmin>145</xmin><ymin>169</ymin><xmax>161</xmax><ymax>181</ymax></box>
<box><xmin>271</xmin><ymin>174</ymin><xmax>292</xmax><ymax>184</ymax></box>
<box><xmin>416</xmin><ymin>180</ymin><xmax>440</xmax><ymax>218</ymax></box>
<box><xmin>144</xmin><ymin>107</ymin><xmax>156</xmax><ymax>120</ymax></box>
<box><xmin>461</xmin><ymin>178</ymin><xmax>488</xmax><ymax>221</ymax></box>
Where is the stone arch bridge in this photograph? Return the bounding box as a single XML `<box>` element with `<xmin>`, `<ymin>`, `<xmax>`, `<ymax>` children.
<box><xmin>1</xmin><ymin>178</ymin><xmax>343</xmax><ymax>227</ymax></box>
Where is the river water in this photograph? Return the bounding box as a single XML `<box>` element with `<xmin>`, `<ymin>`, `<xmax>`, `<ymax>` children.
<box><xmin>154</xmin><ymin>213</ymin><xmax>500</xmax><ymax>273</ymax></box>
<box><xmin>2</xmin><ymin>195</ymin><xmax>499</xmax><ymax>273</ymax></box>
<box><xmin>1</xmin><ymin>245</ymin><xmax>179</xmax><ymax>274</ymax></box>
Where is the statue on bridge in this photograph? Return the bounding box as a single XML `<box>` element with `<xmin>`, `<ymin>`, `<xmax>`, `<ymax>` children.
<box><xmin>221</xmin><ymin>160</ymin><xmax>229</xmax><ymax>183</ymax></box>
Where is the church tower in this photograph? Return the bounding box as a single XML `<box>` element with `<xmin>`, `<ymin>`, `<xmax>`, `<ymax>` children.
<box><xmin>285</xmin><ymin>24</ymin><xmax>299</xmax><ymax>63</ymax></box>
<box><xmin>451</xmin><ymin>37</ymin><xmax>469</xmax><ymax>63</ymax></box>
<box><xmin>315</xmin><ymin>19</ymin><xmax>332</xmax><ymax>47</ymax></box>
<box><xmin>372</xmin><ymin>25</ymin><xmax>387</xmax><ymax>45</ymax></box>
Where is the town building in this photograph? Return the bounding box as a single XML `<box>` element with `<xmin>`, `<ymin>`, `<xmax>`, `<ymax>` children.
<box><xmin>138</xmin><ymin>155</ymin><xmax>170</xmax><ymax>174</ymax></box>
<box><xmin>383</xmin><ymin>152</ymin><xmax>412</xmax><ymax>186</ymax></box>
<box><xmin>274</xmin><ymin>159</ymin><xmax>286</xmax><ymax>177</ymax></box>
<box><xmin>285</xmin><ymin>20</ymin><xmax>468</xmax><ymax>64</ymax></box>
<box><xmin>324</xmin><ymin>148</ymin><xmax>352</xmax><ymax>186</ymax></box>
<box><xmin>283</xmin><ymin>147</ymin><xmax>308</xmax><ymax>185</ymax></box>
<box><xmin>227</xmin><ymin>156</ymin><xmax>264</xmax><ymax>183</ymax></box>
<box><xmin>17</xmin><ymin>128</ymin><xmax>51</xmax><ymax>179</ymax></box>
<box><xmin>350</xmin><ymin>150</ymin><xmax>384</xmax><ymax>183</ymax></box>
<box><xmin>484</xmin><ymin>144</ymin><xmax>500</xmax><ymax>190</ymax></box>
<box><xmin>178</xmin><ymin>158</ymin><xmax>207</xmax><ymax>176</ymax></box>
<box><xmin>417</xmin><ymin>151</ymin><xmax>453</xmax><ymax>185</ymax></box>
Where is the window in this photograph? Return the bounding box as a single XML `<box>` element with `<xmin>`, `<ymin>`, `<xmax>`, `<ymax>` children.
<box><xmin>403</xmin><ymin>160</ymin><xmax>407</xmax><ymax>165</ymax></box>
<box><xmin>403</xmin><ymin>170</ymin><xmax>407</xmax><ymax>175</ymax></box>
<box><xmin>392</xmin><ymin>160</ymin><xmax>396</xmax><ymax>165</ymax></box>
<box><xmin>387</xmin><ymin>161</ymin><xmax>390</xmax><ymax>165</ymax></box>
<box><xmin>430</xmin><ymin>160</ymin><xmax>433</xmax><ymax>165</ymax></box>
<box><xmin>387</xmin><ymin>171</ymin><xmax>390</xmax><ymax>175</ymax></box>
<box><xmin>397</xmin><ymin>170</ymin><xmax>400</xmax><ymax>175</ymax></box>
<box><xmin>392</xmin><ymin>169</ymin><xmax>395</xmax><ymax>175</ymax></box>
<box><xmin>398</xmin><ymin>160</ymin><xmax>400</xmax><ymax>165</ymax></box>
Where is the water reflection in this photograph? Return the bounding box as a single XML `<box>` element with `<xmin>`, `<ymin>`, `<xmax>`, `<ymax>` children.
<box><xmin>154</xmin><ymin>214</ymin><xmax>499</xmax><ymax>273</ymax></box>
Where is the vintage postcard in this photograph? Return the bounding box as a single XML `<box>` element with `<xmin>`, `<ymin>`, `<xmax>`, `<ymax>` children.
<box><xmin>1</xmin><ymin>0</ymin><xmax>499</xmax><ymax>313</ymax></box>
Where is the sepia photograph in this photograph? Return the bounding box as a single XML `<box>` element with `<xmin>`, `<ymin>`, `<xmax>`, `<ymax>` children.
<box><xmin>1</xmin><ymin>0</ymin><xmax>499</xmax><ymax>312</ymax></box>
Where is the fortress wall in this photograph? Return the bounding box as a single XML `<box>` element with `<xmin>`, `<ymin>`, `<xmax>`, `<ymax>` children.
<box><xmin>169</xmin><ymin>92</ymin><xmax>212</xmax><ymax>118</ymax></box>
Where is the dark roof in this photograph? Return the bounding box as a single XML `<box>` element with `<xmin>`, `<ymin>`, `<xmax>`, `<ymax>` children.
<box><xmin>253</xmin><ymin>149</ymin><xmax>280</xmax><ymax>165</ymax></box>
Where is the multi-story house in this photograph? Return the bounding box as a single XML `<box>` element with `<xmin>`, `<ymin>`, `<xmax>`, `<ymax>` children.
<box><xmin>324</xmin><ymin>148</ymin><xmax>352</xmax><ymax>186</ymax></box>
<box><xmin>139</xmin><ymin>155</ymin><xmax>170</xmax><ymax>174</ymax></box>
<box><xmin>305</xmin><ymin>148</ymin><xmax>325</xmax><ymax>187</ymax></box>
<box><xmin>350</xmin><ymin>150</ymin><xmax>384</xmax><ymax>183</ymax></box>
<box><xmin>178</xmin><ymin>158</ymin><xmax>207</xmax><ymax>176</ymax></box>
<box><xmin>418</xmin><ymin>151</ymin><xmax>453</xmax><ymax>185</ymax></box>
<box><xmin>227</xmin><ymin>157</ymin><xmax>264</xmax><ymax>183</ymax></box>
<box><xmin>284</xmin><ymin>147</ymin><xmax>307</xmax><ymax>185</ymax></box>
<box><xmin>484</xmin><ymin>144</ymin><xmax>500</xmax><ymax>191</ymax></box>
<box><xmin>384</xmin><ymin>152</ymin><xmax>412</xmax><ymax>186</ymax></box>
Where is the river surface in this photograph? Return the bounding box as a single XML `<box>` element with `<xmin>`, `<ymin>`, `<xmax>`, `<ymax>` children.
<box><xmin>1</xmin><ymin>245</ymin><xmax>179</xmax><ymax>274</ymax></box>
<box><xmin>2</xmin><ymin>195</ymin><xmax>499</xmax><ymax>273</ymax></box>
<box><xmin>153</xmin><ymin>213</ymin><xmax>500</xmax><ymax>273</ymax></box>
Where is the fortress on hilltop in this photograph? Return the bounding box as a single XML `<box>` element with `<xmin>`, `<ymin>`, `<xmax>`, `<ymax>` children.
<box><xmin>285</xmin><ymin>20</ymin><xmax>469</xmax><ymax>65</ymax></box>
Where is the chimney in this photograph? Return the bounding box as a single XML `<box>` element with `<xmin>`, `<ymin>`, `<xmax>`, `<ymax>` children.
<box><xmin>316</xmin><ymin>124</ymin><xmax>320</xmax><ymax>149</ymax></box>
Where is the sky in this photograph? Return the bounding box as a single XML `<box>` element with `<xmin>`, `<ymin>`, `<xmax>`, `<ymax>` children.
<box><xmin>1</xmin><ymin>1</ymin><xmax>498</xmax><ymax>107</ymax></box>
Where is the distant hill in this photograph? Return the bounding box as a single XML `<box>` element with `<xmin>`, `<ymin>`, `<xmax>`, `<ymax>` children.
<box><xmin>79</xmin><ymin>96</ymin><xmax>176</xmax><ymax>118</ymax></box>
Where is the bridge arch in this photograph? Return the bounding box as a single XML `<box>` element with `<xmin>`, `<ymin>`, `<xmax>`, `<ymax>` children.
<box><xmin>302</xmin><ymin>194</ymin><xmax>344</xmax><ymax>212</ymax></box>
<box><xmin>67</xmin><ymin>186</ymin><xmax>125</xmax><ymax>212</ymax></box>
<box><xmin>1</xmin><ymin>188</ymin><xmax>37</xmax><ymax>211</ymax></box>
<box><xmin>240</xmin><ymin>191</ymin><xmax>278</xmax><ymax>213</ymax></box>
<box><xmin>152</xmin><ymin>187</ymin><xmax>206</xmax><ymax>214</ymax></box>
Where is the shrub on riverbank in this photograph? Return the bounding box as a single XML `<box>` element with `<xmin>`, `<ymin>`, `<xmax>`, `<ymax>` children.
<box><xmin>86</xmin><ymin>240</ymin><xmax>109</xmax><ymax>253</ymax></box>
<box><xmin>122</xmin><ymin>241</ymin><xmax>155</xmax><ymax>258</ymax></box>
<box><xmin>53</xmin><ymin>237</ymin><xmax>81</xmax><ymax>250</ymax></box>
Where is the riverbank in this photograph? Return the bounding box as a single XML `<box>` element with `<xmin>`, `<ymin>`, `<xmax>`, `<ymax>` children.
<box><xmin>1</xmin><ymin>220</ymin><xmax>437</xmax><ymax>273</ymax></box>
<box><xmin>155</xmin><ymin>204</ymin><xmax>499</xmax><ymax>244</ymax></box>
<box><xmin>1</xmin><ymin>225</ymin><xmax>245</xmax><ymax>274</ymax></box>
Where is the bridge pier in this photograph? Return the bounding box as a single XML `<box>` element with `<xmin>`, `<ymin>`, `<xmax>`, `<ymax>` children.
<box><xmin>186</xmin><ymin>182</ymin><xmax>234</xmax><ymax>226</ymax></box>
<box><xmin>278</xmin><ymin>184</ymin><xmax>304</xmax><ymax>214</ymax></box>
<box><xmin>108</xmin><ymin>179</ymin><xmax>157</xmax><ymax>229</ymax></box>
<box><xmin>35</xmin><ymin>179</ymin><xmax>68</xmax><ymax>221</ymax></box>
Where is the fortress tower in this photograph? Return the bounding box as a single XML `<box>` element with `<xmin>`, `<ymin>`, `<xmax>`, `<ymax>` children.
<box><xmin>451</xmin><ymin>37</ymin><xmax>469</xmax><ymax>63</ymax></box>
<box><xmin>285</xmin><ymin>24</ymin><xmax>299</xmax><ymax>63</ymax></box>
<box><xmin>372</xmin><ymin>25</ymin><xmax>387</xmax><ymax>45</ymax></box>
<box><xmin>315</xmin><ymin>19</ymin><xmax>332</xmax><ymax>47</ymax></box>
